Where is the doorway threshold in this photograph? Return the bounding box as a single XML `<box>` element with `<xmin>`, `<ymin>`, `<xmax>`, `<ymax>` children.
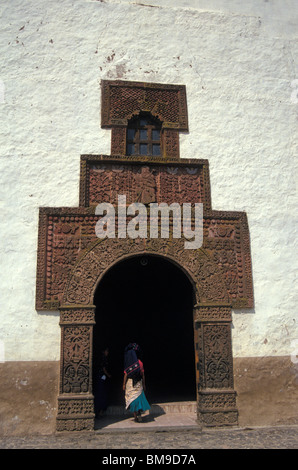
<box><xmin>94</xmin><ymin>402</ymin><xmax>199</xmax><ymax>432</ymax></box>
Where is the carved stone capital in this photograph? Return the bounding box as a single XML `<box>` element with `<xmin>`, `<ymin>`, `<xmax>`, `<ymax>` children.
<box><xmin>194</xmin><ymin>304</ymin><xmax>232</xmax><ymax>323</ymax></box>
<box><xmin>59</xmin><ymin>305</ymin><xmax>96</xmax><ymax>325</ymax></box>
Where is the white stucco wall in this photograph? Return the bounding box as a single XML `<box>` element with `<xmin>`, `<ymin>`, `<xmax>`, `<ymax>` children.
<box><xmin>0</xmin><ymin>0</ymin><xmax>297</xmax><ymax>361</ymax></box>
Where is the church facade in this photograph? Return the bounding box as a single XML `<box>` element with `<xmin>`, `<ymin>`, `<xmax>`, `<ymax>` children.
<box><xmin>0</xmin><ymin>0</ymin><xmax>297</xmax><ymax>436</ymax></box>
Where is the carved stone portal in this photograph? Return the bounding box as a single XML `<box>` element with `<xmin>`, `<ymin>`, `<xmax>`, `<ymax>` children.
<box><xmin>36</xmin><ymin>81</ymin><xmax>254</xmax><ymax>431</ymax></box>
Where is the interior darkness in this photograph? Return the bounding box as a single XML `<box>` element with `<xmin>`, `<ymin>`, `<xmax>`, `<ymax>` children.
<box><xmin>93</xmin><ymin>255</ymin><xmax>196</xmax><ymax>406</ymax></box>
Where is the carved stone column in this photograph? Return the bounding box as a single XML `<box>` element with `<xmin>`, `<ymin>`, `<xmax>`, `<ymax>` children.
<box><xmin>195</xmin><ymin>304</ymin><xmax>238</xmax><ymax>427</ymax></box>
<box><xmin>56</xmin><ymin>305</ymin><xmax>96</xmax><ymax>431</ymax></box>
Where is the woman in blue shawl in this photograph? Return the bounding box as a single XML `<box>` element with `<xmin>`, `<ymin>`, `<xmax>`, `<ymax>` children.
<box><xmin>123</xmin><ymin>343</ymin><xmax>150</xmax><ymax>422</ymax></box>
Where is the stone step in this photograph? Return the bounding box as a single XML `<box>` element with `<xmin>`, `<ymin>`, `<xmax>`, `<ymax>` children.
<box><xmin>105</xmin><ymin>401</ymin><xmax>197</xmax><ymax>416</ymax></box>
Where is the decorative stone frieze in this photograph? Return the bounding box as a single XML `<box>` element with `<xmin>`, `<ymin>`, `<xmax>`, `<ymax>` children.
<box><xmin>197</xmin><ymin>390</ymin><xmax>238</xmax><ymax>427</ymax></box>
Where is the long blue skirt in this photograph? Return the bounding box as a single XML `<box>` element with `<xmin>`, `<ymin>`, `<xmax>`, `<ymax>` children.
<box><xmin>128</xmin><ymin>391</ymin><xmax>151</xmax><ymax>413</ymax></box>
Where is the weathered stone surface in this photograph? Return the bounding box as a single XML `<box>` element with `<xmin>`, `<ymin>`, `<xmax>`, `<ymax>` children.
<box><xmin>234</xmin><ymin>356</ymin><xmax>298</xmax><ymax>427</ymax></box>
<box><xmin>1</xmin><ymin>425</ymin><xmax>298</xmax><ymax>449</ymax></box>
<box><xmin>0</xmin><ymin>362</ymin><xmax>59</xmax><ymax>437</ymax></box>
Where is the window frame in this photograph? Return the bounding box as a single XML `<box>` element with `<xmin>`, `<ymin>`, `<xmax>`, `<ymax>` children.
<box><xmin>126</xmin><ymin>114</ymin><xmax>162</xmax><ymax>157</ymax></box>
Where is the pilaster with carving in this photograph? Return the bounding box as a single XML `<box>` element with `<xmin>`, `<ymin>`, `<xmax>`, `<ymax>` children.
<box><xmin>195</xmin><ymin>304</ymin><xmax>238</xmax><ymax>426</ymax></box>
<box><xmin>56</xmin><ymin>306</ymin><xmax>96</xmax><ymax>431</ymax></box>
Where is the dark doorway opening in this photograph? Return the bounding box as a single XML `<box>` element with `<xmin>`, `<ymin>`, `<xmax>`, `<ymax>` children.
<box><xmin>93</xmin><ymin>254</ymin><xmax>196</xmax><ymax>406</ymax></box>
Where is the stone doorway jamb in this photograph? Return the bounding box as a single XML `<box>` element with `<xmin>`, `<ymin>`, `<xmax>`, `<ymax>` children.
<box><xmin>195</xmin><ymin>303</ymin><xmax>238</xmax><ymax>427</ymax></box>
<box><xmin>56</xmin><ymin>305</ymin><xmax>96</xmax><ymax>432</ymax></box>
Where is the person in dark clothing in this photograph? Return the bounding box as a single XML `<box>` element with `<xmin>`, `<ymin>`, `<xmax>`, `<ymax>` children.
<box><xmin>94</xmin><ymin>347</ymin><xmax>111</xmax><ymax>418</ymax></box>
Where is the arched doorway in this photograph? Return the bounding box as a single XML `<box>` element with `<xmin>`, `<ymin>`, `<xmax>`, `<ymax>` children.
<box><xmin>57</xmin><ymin>236</ymin><xmax>240</xmax><ymax>431</ymax></box>
<box><xmin>93</xmin><ymin>254</ymin><xmax>197</xmax><ymax>406</ymax></box>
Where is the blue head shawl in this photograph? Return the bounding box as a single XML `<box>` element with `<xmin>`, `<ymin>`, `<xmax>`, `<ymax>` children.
<box><xmin>124</xmin><ymin>343</ymin><xmax>141</xmax><ymax>379</ymax></box>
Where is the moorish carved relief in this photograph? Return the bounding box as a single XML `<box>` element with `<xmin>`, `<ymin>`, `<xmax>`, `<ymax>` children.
<box><xmin>36</xmin><ymin>80</ymin><xmax>254</xmax><ymax>431</ymax></box>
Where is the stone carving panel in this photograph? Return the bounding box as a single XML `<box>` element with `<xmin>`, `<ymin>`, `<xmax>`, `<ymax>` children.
<box><xmin>36</xmin><ymin>206</ymin><xmax>253</xmax><ymax>311</ymax></box>
<box><xmin>198</xmin><ymin>322</ymin><xmax>234</xmax><ymax>390</ymax></box>
<box><xmin>101</xmin><ymin>80</ymin><xmax>188</xmax><ymax>130</ymax></box>
<box><xmin>194</xmin><ymin>305</ymin><xmax>232</xmax><ymax>323</ymax></box>
<box><xmin>80</xmin><ymin>157</ymin><xmax>207</xmax><ymax>207</ymax></box>
<box><xmin>57</xmin><ymin>397</ymin><xmax>94</xmax><ymax>416</ymax></box>
<box><xmin>198</xmin><ymin>391</ymin><xmax>237</xmax><ymax>410</ymax></box>
<box><xmin>63</xmin><ymin>236</ymin><xmax>232</xmax><ymax>307</ymax></box>
<box><xmin>60</xmin><ymin>325</ymin><xmax>93</xmax><ymax>395</ymax></box>
<box><xmin>60</xmin><ymin>307</ymin><xmax>95</xmax><ymax>325</ymax></box>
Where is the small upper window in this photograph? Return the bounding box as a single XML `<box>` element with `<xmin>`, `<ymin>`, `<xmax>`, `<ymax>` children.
<box><xmin>126</xmin><ymin>114</ymin><xmax>161</xmax><ymax>157</ymax></box>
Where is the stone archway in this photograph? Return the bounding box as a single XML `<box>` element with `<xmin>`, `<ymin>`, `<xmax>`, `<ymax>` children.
<box><xmin>56</xmin><ymin>236</ymin><xmax>238</xmax><ymax>431</ymax></box>
<box><xmin>92</xmin><ymin>253</ymin><xmax>197</xmax><ymax>406</ymax></box>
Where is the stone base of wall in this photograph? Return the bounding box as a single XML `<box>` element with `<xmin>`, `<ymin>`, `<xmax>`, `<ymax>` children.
<box><xmin>0</xmin><ymin>357</ymin><xmax>297</xmax><ymax>436</ymax></box>
<box><xmin>0</xmin><ymin>362</ymin><xmax>59</xmax><ymax>437</ymax></box>
<box><xmin>234</xmin><ymin>356</ymin><xmax>298</xmax><ymax>427</ymax></box>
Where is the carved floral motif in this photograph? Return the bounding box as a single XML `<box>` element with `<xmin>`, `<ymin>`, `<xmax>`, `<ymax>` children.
<box><xmin>61</xmin><ymin>326</ymin><xmax>92</xmax><ymax>394</ymax></box>
<box><xmin>199</xmin><ymin>323</ymin><xmax>234</xmax><ymax>390</ymax></box>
